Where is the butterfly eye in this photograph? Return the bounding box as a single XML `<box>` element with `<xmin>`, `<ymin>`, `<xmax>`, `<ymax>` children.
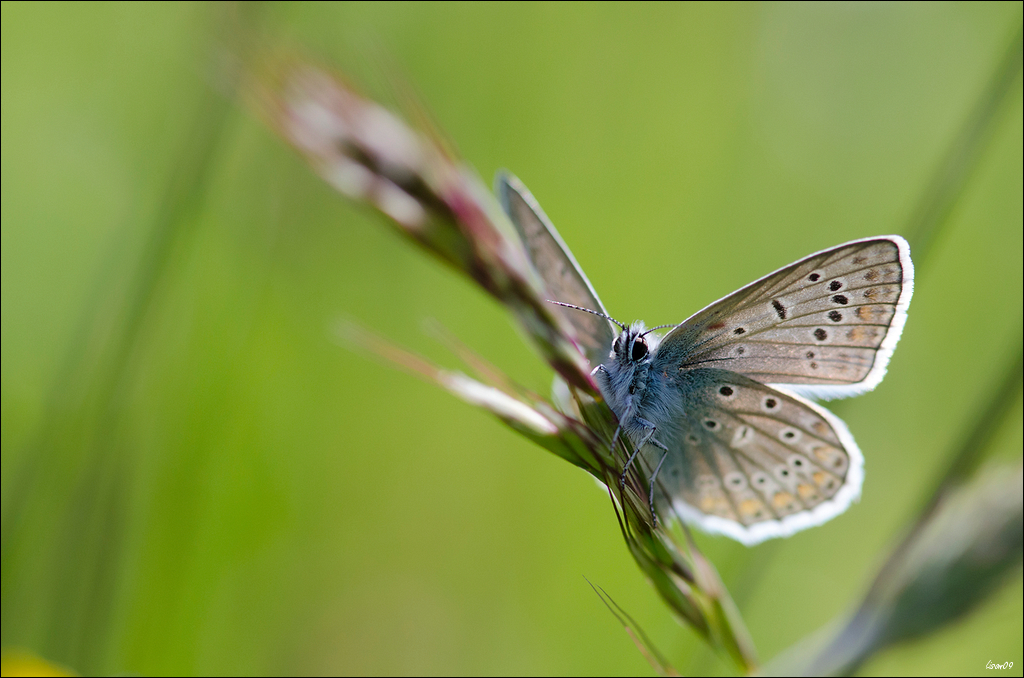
<box><xmin>630</xmin><ymin>339</ymin><xmax>648</xmax><ymax>361</ymax></box>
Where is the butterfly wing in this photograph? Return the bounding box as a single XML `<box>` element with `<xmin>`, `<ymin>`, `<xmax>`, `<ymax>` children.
<box><xmin>655</xmin><ymin>237</ymin><xmax>913</xmax><ymax>399</ymax></box>
<box><xmin>496</xmin><ymin>172</ymin><xmax>617</xmax><ymax>369</ymax></box>
<box><xmin>644</xmin><ymin>369</ymin><xmax>863</xmax><ymax>545</ymax></box>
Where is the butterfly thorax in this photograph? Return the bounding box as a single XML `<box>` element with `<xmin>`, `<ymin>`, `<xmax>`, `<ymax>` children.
<box><xmin>594</xmin><ymin>322</ymin><xmax>662</xmax><ymax>437</ymax></box>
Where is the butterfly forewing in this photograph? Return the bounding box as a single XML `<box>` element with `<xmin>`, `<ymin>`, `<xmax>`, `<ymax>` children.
<box><xmin>646</xmin><ymin>369</ymin><xmax>862</xmax><ymax>545</ymax></box>
<box><xmin>656</xmin><ymin>237</ymin><xmax>913</xmax><ymax>399</ymax></box>
<box><xmin>496</xmin><ymin>172</ymin><xmax>617</xmax><ymax>368</ymax></box>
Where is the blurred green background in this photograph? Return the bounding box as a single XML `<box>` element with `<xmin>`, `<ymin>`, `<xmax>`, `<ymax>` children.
<box><xmin>2</xmin><ymin>2</ymin><xmax>1021</xmax><ymax>675</ymax></box>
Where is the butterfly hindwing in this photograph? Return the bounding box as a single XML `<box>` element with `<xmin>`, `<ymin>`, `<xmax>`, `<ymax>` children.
<box><xmin>496</xmin><ymin>172</ymin><xmax>617</xmax><ymax>368</ymax></box>
<box><xmin>655</xmin><ymin>237</ymin><xmax>913</xmax><ymax>399</ymax></box>
<box><xmin>645</xmin><ymin>369</ymin><xmax>863</xmax><ymax>545</ymax></box>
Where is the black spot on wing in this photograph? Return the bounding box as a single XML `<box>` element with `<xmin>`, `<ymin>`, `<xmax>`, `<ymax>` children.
<box><xmin>772</xmin><ymin>300</ymin><xmax>787</xmax><ymax>319</ymax></box>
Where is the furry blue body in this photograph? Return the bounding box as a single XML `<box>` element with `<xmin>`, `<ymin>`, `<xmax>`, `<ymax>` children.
<box><xmin>592</xmin><ymin>322</ymin><xmax>684</xmax><ymax>482</ymax></box>
<box><xmin>593</xmin><ymin>321</ymin><xmax>738</xmax><ymax>511</ymax></box>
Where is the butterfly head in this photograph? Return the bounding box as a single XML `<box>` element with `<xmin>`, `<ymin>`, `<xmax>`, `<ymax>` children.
<box><xmin>613</xmin><ymin>323</ymin><xmax>652</xmax><ymax>365</ymax></box>
<box><xmin>545</xmin><ymin>301</ymin><xmax>669</xmax><ymax>370</ymax></box>
<box><xmin>599</xmin><ymin>322</ymin><xmax>661</xmax><ymax>413</ymax></box>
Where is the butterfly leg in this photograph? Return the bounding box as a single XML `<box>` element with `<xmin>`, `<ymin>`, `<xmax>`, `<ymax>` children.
<box><xmin>618</xmin><ymin>417</ymin><xmax>658</xmax><ymax>488</ymax></box>
<box><xmin>609</xmin><ymin>421</ymin><xmax>624</xmax><ymax>456</ymax></box>
<box><xmin>648</xmin><ymin>447</ymin><xmax>670</xmax><ymax>526</ymax></box>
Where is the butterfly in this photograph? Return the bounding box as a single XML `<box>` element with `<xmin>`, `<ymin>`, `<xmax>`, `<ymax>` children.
<box><xmin>497</xmin><ymin>172</ymin><xmax>913</xmax><ymax>545</ymax></box>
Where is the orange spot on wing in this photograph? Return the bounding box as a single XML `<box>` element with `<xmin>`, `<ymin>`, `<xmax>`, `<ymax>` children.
<box><xmin>739</xmin><ymin>498</ymin><xmax>764</xmax><ymax>518</ymax></box>
<box><xmin>772</xmin><ymin>492</ymin><xmax>798</xmax><ymax>513</ymax></box>
<box><xmin>797</xmin><ymin>483</ymin><xmax>819</xmax><ymax>500</ymax></box>
<box><xmin>813</xmin><ymin>470</ymin><xmax>840</xmax><ymax>495</ymax></box>
<box><xmin>812</xmin><ymin>449</ymin><xmax>835</xmax><ymax>465</ymax></box>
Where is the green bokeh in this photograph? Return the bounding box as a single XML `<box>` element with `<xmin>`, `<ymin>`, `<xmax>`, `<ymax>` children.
<box><xmin>2</xmin><ymin>2</ymin><xmax>1021</xmax><ymax>675</ymax></box>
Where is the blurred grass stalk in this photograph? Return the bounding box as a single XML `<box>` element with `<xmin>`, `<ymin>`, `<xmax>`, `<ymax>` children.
<box><xmin>763</xmin><ymin>345</ymin><xmax>1022</xmax><ymax>675</ymax></box>
<box><xmin>0</xmin><ymin>5</ymin><xmax>252</xmax><ymax>671</ymax></box>
<box><xmin>257</xmin><ymin>61</ymin><xmax>758</xmax><ymax>673</ymax></box>
<box><xmin>771</xmin><ymin>23</ymin><xmax>1024</xmax><ymax>677</ymax></box>
<box><xmin>792</xmin><ymin>358</ymin><xmax>1023</xmax><ymax>676</ymax></box>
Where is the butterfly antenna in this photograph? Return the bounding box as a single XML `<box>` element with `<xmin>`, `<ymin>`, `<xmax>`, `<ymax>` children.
<box><xmin>547</xmin><ymin>301</ymin><xmax>626</xmax><ymax>330</ymax></box>
<box><xmin>642</xmin><ymin>323</ymin><xmax>679</xmax><ymax>337</ymax></box>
